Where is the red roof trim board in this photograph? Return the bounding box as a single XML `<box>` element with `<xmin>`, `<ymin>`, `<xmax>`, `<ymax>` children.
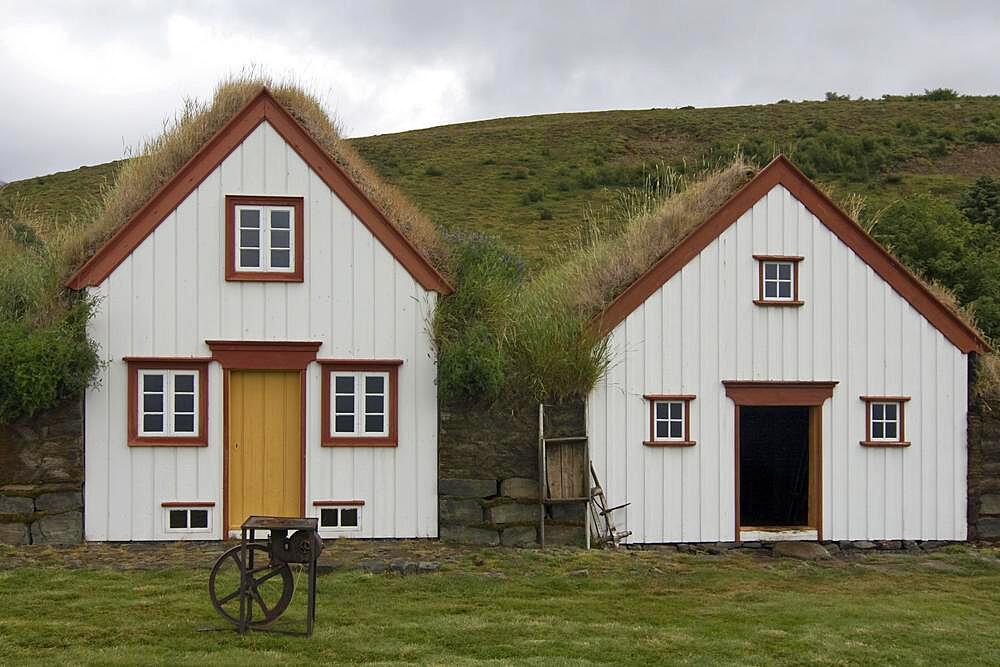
<box><xmin>592</xmin><ymin>155</ymin><xmax>988</xmax><ymax>354</ymax></box>
<box><xmin>66</xmin><ymin>88</ymin><xmax>452</xmax><ymax>294</ymax></box>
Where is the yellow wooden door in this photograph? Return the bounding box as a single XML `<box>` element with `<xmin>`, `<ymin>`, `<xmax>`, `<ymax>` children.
<box><xmin>227</xmin><ymin>370</ymin><xmax>302</xmax><ymax>530</ymax></box>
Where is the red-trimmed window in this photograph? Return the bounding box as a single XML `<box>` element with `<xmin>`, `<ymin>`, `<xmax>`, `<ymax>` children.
<box><xmin>754</xmin><ymin>255</ymin><xmax>804</xmax><ymax>306</ymax></box>
<box><xmin>643</xmin><ymin>394</ymin><xmax>696</xmax><ymax>446</ymax></box>
<box><xmin>320</xmin><ymin>360</ymin><xmax>401</xmax><ymax>446</ymax></box>
<box><xmin>860</xmin><ymin>396</ymin><xmax>911</xmax><ymax>447</ymax></box>
<box><xmin>314</xmin><ymin>500</ymin><xmax>364</xmax><ymax>531</ymax></box>
<box><xmin>225</xmin><ymin>195</ymin><xmax>304</xmax><ymax>282</ymax></box>
<box><xmin>126</xmin><ymin>359</ymin><xmax>210</xmax><ymax>446</ymax></box>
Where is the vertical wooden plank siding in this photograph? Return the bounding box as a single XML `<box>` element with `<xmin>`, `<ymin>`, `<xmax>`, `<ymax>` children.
<box><xmin>587</xmin><ymin>183</ymin><xmax>968</xmax><ymax>543</ymax></box>
<box><xmin>83</xmin><ymin>122</ymin><xmax>438</xmax><ymax>540</ymax></box>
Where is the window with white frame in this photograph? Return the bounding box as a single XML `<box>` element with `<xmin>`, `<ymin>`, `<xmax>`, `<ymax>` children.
<box><xmin>318</xmin><ymin>506</ymin><xmax>361</xmax><ymax>530</ymax></box>
<box><xmin>332</xmin><ymin>372</ymin><xmax>388</xmax><ymax>437</ymax></box>
<box><xmin>139</xmin><ymin>370</ymin><xmax>199</xmax><ymax>437</ymax></box>
<box><xmin>762</xmin><ymin>261</ymin><xmax>794</xmax><ymax>300</ymax></box>
<box><xmin>235</xmin><ymin>204</ymin><xmax>295</xmax><ymax>273</ymax></box>
<box><xmin>861</xmin><ymin>396</ymin><xmax>910</xmax><ymax>446</ymax></box>
<box><xmin>644</xmin><ymin>395</ymin><xmax>695</xmax><ymax>446</ymax></box>
<box><xmin>165</xmin><ymin>506</ymin><xmax>211</xmax><ymax>531</ymax></box>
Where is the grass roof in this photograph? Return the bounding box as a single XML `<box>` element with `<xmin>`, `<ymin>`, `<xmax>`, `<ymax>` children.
<box><xmin>64</xmin><ymin>76</ymin><xmax>448</xmax><ymax>280</ymax></box>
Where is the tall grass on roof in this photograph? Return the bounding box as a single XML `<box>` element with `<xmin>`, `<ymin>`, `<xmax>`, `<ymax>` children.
<box><xmin>64</xmin><ymin>75</ymin><xmax>448</xmax><ymax>278</ymax></box>
<box><xmin>436</xmin><ymin>157</ymin><xmax>757</xmax><ymax>403</ymax></box>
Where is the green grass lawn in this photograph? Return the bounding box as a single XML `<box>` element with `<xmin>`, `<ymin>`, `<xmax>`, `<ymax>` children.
<box><xmin>1</xmin><ymin>545</ymin><xmax>998</xmax><ymax>665</ymax></box>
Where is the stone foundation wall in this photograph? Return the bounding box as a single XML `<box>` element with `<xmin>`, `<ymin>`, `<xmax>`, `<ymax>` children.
<box><xmin>0</xmin><ymin>400</ymin><xmax>84</xmax><ymax>545</ymax></box>
<box><xmin>438</xmin><ymin>399</ymin><xmax>587</xmax><ymax>546</ymax></box>
<box><xmin>968</xmin><ymin>398</ymin><xmax>1000</xmax><ymax>541</ymax></box>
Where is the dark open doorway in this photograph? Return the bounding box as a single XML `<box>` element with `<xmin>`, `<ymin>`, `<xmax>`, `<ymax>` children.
<box><xmin>739</xmin><ymin>406</ymin><xmax>810</xmax><ymax>527</ymax></box>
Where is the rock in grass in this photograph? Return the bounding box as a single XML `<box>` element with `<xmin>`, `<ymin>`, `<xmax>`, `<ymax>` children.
<box><xmin>772</xmin><ymin>542</ymin><xmax>831</xmax><ymax>560</ymax></box>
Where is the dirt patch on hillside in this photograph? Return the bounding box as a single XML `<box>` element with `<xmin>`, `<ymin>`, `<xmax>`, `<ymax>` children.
<box><xmin>903</xmin><ymin>144</ymin><xmax>1000</xmax><ymax>177</ymax></box>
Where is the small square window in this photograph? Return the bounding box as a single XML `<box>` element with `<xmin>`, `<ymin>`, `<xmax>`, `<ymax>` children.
<box><xmin>755</xmin><ymin>256</ymin><xmax>803</xmax><ymax>306</ymax></box>
<box><xmin>131</xmin><ymin>364</ymin><xmax>206</xmax><ymax>444</ymax></box>
<box><xmin>169</xmin><ymin>509</ymin><xmax>187</xmax><ymax>529</ymax></box>
<box><xmin>229</xmin><ymin>199</ymin><xmax>301</xmax><ymax>280</ymax></box>
<box><xmin>861</xmin><ymin>397</ymin><xmax>910</xmax><ymax>447</ymax></box>
<box><xmin>190</xmin><ymin>509</ymin><xmax>209</xmax><ymax>529</ymax></box>
<box><xmin>164</xmin><ymin>505</ymin><xmax>213</xmax><ymax>532</ymax></box>
<box><xmin>646</xmin><ymin>396</ymin><xmax>695</xmax><ymax>446</ymax></box>
<box><xmin>325</xmin><ymin>366</ymin><xmax>395</xmax><ymax>443</ymax></box>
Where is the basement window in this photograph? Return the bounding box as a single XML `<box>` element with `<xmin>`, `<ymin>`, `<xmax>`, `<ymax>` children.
<box><xmin>317</xmin><ymin>504</ymin><xmax>363</xmax><ymax>531</ymax></box>
<box><xmin>320</xmin><ymin>361</ymin><xmax>402</xmax><ymax>446</ymax></box>
<box><xmin>861</xmin><ymin>396</ymin><xmax>911</xmax><ymax>447</ymax></box>
<box><xmin>754</xmin><ymin>255</ymin><xmax>804</xmax><ymax>306</ymax></box>
<box><xmin>163</xmin><ymin>505</ymin><xmax>213</xmax><ymax>532</ymax></box>
<box><xmin>225</xmin><ymin>196</ymin><xmax>304</xmax><ymax>282</ymax></box>
<box><xmin>127</xmin><ymin>360</ymin><xmax>209</xmax><ymax>446</ymax></box>
<box><xmin>643</xmin><ymin>395</ymin><xmax>696</xmax><ymax>446</ymax></box>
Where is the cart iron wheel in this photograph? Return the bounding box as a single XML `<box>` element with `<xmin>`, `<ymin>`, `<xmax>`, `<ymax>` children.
<box><xmin>209</xmin><ymin>544</ymin><xmax>294</xmax><ymax>628</ymax></box>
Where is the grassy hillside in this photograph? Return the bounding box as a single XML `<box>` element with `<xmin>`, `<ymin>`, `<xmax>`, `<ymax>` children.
<box><xmin>3</xmin><ymin>96</ymin><xmax>1000</xmax><ymax>269</ymax></box>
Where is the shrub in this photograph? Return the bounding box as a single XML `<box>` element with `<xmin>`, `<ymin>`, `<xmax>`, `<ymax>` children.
<box><xmin>520</xmin><ymin>188</ymin><xmax>544</xmax><ymax>205</ymax></box>
<box><xmin>424</xmin><ymin>165</ymin><xmax>443</xmax><ymax>177</ymax></box>
<box><xmin>539</xmin><ymin>208</ymin><xmax>553</xmax><ymax>221</ymax></box>
<box><xmin>825</xmin><ymin>91</ymin><xmax>851</xmax><ymax>102</ymax></box>
<box><xmin>959</xmin><ymin>176</ymin><xmax>1000</xmax><ymax>232</ymax></box>
<box><xmin>923</xmin><ymin>88</ymin><xmax>960</xmax><ymax>101</ymax></box>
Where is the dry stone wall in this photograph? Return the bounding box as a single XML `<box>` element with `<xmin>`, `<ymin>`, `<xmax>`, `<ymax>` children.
<box><xmin>968</xmin><ymin>397</ymin><xmax>1000</xmax><ymax>541</ymax></box>
<box><xmin>438</xmin><ymin>399</ymin><xmax>587</xmax><ymax>546</ymax></box>
<box><xmin>0</xmin><ymin>400</ymin><xmax>84</xmax><ymax>544</ymax></box>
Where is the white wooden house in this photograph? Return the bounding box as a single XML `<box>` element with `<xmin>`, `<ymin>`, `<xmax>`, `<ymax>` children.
<box><xmin>588</xmin><ymin>156</ymin><xmax>987</xmax><ymax>544</ymax></box>
<box><xmin>68</xmin><ymin>89</ymin><xmax>451</xmax><ymax>540</ymax></box>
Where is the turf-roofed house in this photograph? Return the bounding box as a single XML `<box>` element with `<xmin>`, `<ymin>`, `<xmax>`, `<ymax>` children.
<box><xmin>67</xmin><ymin>87</ymin><xmax>451</xmax><ymax>541</ymax></box>
<box><xmin>587</xmin><ymin>156</ymin><xmax>988</xmax><ymax>544</ymax></box>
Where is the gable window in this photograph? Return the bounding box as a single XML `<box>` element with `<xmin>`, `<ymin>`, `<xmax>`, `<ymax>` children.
<box><xmin>643</xmin><ymin>394</ymin><xmax>696</xmax><ymax>446</ymax></box>
<box><xmin>225</xmin><ymin>195</ymin><xmax>304</xmax><ymax>282</ymax></box>
<box><xmin>860</xmin><ymin>396</ymin><xmax>911</xmax><ymax>447</ymax></box>
<box><xmin>320</xmin><ymin>360</ymin><xmax>402</xmax><ymax>446</ymax></box>
<box><xmin>754</xmin><ymin>255</ymin><xmax>804</xmax><ymax>306</ymax></box>
<box><xmin>127</xmin><ymin>359</ymin><xmax>210</xmax><ymax>446</ymax></box>
<box><xmin>314</xmin><ymin>501</ymin><xmax>364</xmax><ymax>532</ymax></box>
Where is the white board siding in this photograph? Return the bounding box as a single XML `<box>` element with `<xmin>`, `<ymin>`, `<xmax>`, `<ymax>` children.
<box><xmin>588</xmin><ymin>184</ymin><xmax>968</xmax><ymax>544</ymax></box>
<box><xmin>84</xmin><ymin>121</ymin><xmax>438</xmax><ymax>541</ymax></box>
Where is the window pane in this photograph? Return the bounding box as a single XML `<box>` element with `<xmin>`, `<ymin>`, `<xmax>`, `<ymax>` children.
<box><xmin>764</xmin><ymin>263</ymin><xmax>777</xmax><ymax>279</ymax></box>
<box><xmin>190</xmin><ymin>509</ymin><xmax>208</xmax><ymax>529</ymax></box>
<box><xmin>341</xmin><ymin>508</ymin><xmax>359</xmax><ymax>527</ymax></box>
<box><xmin>169</xmin><ymin>510</ymin><xmax>187</xmax><ymax>529</ymax></box>
<box><xmin>174</xmin><ymin>414</ymin><xmax>195</xmax><ymax>433</ymax></box>
<box><xmin>366</xmin><ymin>395</ymin><xmax>384</xmax><ymax>414</ymax></box>
<box><xmin>270</xmin><ymin>229</ymin><xmax>290</xmax><ymax>248</ymax></box>
<box><xmin>240</xmin><ymin>209</ymin><xmax>261</xmax><ymax>227</ymax></box>
<box><xmin>270</xmin><ymin>209</ymin><xmax>291</xmax><ymax>229</ymax></box>
<box><xmin>872</xmin><ymin>422</ymin><xmax>884</xmax><ymax>439</ymax></box>
<box><xmin>669</xmin><ymin>402</ymin><xmax>682</xmax><ymax>420</ymax></box>
<box><xmin>240</xmin><ymin>229</ymin><xmax>260</xmax><ymax>248</ymax></box>
<box><xmin>270</xmin><ymin>249</ymin><xmax>291</xmax><ymax>268</ymax></box>
<box><xmin>765</xmin><ymin>282</ymin><xmax>777</xmax><ymax>298</ymax></box>
<box><xmin>365</xmin><ymin>414</ymin><xmax>384</xmax><ymax>433</ymax></box>
<box><xmin>884</xmin><ymin>403</ymin><xmax>897</xmax><ymax>420</ymax></box>
<box><xmin>174</xmin><ymin>374</ymin><xmax>195</xmax><ymax>392</ymax></box>
<box><xmin>778</xmin><ymin>282</ymin><xmax>792</xmax><ymax>298</ymax></box>
<box><xmin>365</xmin><ymin>375</ymin><xmax>385</xmax><ymax>393</ymax></box>
<box><xmin>240</xmin><ymin>249</ymin><xmax>260</xmax><ymax>268</ymax></box>
<box><xmin>321</xmin><ymin>508</ymin><xmax>338</xmax><ymax>527</ymax></box>
<box><xmin>778</xmin><ymin>263</ymin><xmax>791</xmax><ymax>280</ymax></box>
<box><xmin>143</xmin><ymin>394</ymin><xmax>163</xmax><ymax>413</ymax></box>
<box><xmin>335</xmin><ymin>375</ymin><xmax>354</xmax><ymax>393</ymax></box>
<box><xmin>175</xmin><ymin>394</ymin><xmax>194</xmax><ymax>413</ymax></box>
<box><xmin>872</xmin><ymin>404</ymin><xmax>884</xmax><ymax>420</ymax></box>
<box><xmin>335</xmin><ymin>415</ymin><xmax>354</xmax><ymax>433</ymax></box>
<box><xmin>143</xmin><ymin>374</ymin><xmax>164</xmax><ymax>392</ymax></box>
<box><xmin>655</xmin><ymin>421</ymin><xmax>669</xmax><ymax>439</ymax></box>
<box><xmin>655</xmin><ymin>402</ymin><xmax>668</xmax><ymax>420</ymax></box>
<box><xmin>669</xmin><ymin>422</ymin><xmax>683</xmax><ymax>439</ymax></box>
<box><xmin>885</xmin><ymin>423</ymin><xmax>898</xmax><ymax>439</ymax></box>
<box><xmin>143</xmin><ymin>414</ymin><xmax>164</xmax><ymax>433</ymax></box>
<box><xmin>335</xmin><ymin>395</ymin><xmax>354</xmax><ymax>413</ymax></box>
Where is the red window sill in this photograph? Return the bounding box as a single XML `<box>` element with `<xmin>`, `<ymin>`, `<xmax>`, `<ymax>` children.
<box><xmin>860</xmin><ymin>440</ymin><xmax>911</xmax><ymax>448</ymax></box>
<box><xmin>753</xmin><ymin>300</ymin><xmax>805</xmax><ymax>307</ymax></box>
<box><xmin>643</xmin><ymin>440</ymin><xmax>697</xmax><ymax>447</ymax></box>
<box><xmin>128</xmin><ymin>437</ymin><xmax>208</xmax><ymax>447</ymax></box>
<box><xmin>226</xmin><ymin>271</ymin><xmax>303</xmax><ymax>283</ymax></box>
<box><xmin>322</xmin><ymin>437</ymin><xmax>398</xmax><ymax>448</ymax></box>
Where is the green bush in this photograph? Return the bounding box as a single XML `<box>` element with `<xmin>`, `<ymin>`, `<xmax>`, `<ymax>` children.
<box><xmin>922</xmin><ymin>88</ymin><xmax>960</xmax><ymax>101</ymax></box>
<box><xmin>424</xmin><ymin>165</ymin><xmax>444</xmax><ymax>177</ymax></box>
<box><xmin>959</xmin><ymin>176</ymin><xmax>1000</xmax><ymax>232</ymax></box>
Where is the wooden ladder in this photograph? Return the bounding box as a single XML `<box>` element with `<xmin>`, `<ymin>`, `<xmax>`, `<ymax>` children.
<box><xmin>538</xmin><ymin>404</ymin><xmax>591</xmax><ymax>548</ymax></box>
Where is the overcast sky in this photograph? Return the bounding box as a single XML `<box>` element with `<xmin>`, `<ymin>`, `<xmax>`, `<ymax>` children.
<box><xmin>1</xmin><ymin>1</ymin><xmax>998</xmax><ymax>182</ymax></box>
